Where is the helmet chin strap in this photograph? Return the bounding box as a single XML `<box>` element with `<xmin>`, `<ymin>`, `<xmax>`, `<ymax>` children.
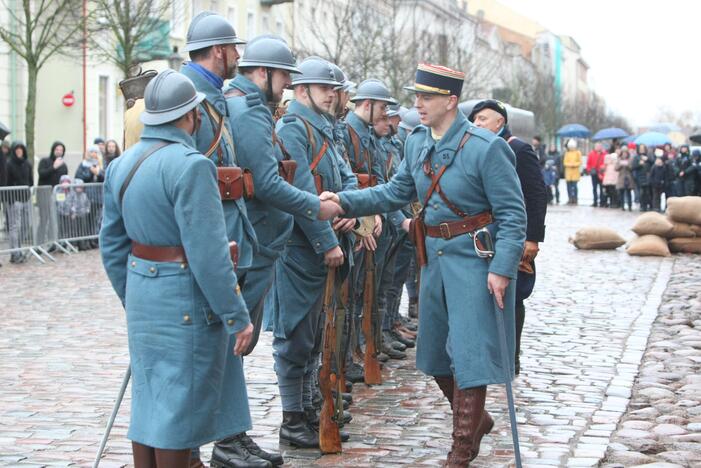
<box><xmin>265</xmin><ymin>68</ymin><xmax>275</xmax><ymax>107</ymax></box>
<box><xmin>368</xmin><ymin>100</ymin><xmax>377</xmax><ymax>138</ymax></box>
<box><xmin>305</xmin><ymin>85</ymin><xmax>324</xmax><ymax>115</ymax></box>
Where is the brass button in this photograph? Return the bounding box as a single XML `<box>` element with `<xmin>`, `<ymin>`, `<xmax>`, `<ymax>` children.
<box><xmin>131</xmin><ymin>261</ymin><xmax>136</xmax><ymax>267</ymax></box>
<box><xmin>149</xmin><ymin>267</ymin><xmax>156</xmax><ymax>273</ymax></box>
<box><xmin>433</xmin><ymin>204</ymin><xmax>439</xmax><ymax>209</ymax></box>
<box><xmin>183</xmin><ymin>314</ymin><xmax>191</xmax><ymax>322</ymax></box>
<box><xmin>180</xmin><ymin>263</ymin><xmax>188</xmax><ymax>269</ymax></box>
<box><xmin>235</xmin><ymin>284</ymin><xmax>241</xmax><ymax>295</ymax></box>
<box><xmin>434</xmin><ymin>163</ymin><xmax>439</xmax><ymax>169</ymax></box>
<box><xmin>437</xmin><ymin>250</ymin><xmax>443</xmax><ymax>256</ymax></box>
<box><xmin>227</xmin><ymin>319</ymin><xmax>235</xmax><ymax>326</ymax></box>
<box><xmin>316</xmin><ymin>242</ymin><xmax>321</xmax><ymax>247</ymax></box>
<box><xmin>307</xmin><ymin>209</ymin><xmax>313</xmax><ymax>215</ymax></box>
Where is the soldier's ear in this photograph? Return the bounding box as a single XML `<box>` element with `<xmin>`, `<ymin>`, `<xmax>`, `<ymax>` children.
<box><xmin>446</xmin><ymin>95</ymin><xmax>459</xmax><ymax>111</ymax></box>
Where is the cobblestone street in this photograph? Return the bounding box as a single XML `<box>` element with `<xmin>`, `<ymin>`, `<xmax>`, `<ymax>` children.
<box><xmin>1</xmin><ymin>203</ymin><xmax>696</xmax><ymax>467</ymax></box>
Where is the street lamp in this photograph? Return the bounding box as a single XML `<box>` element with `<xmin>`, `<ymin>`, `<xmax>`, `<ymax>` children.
<box><xmin>168</xmin><ymin>46</ymin><xmax>183</xmax><ymax>71</ymax></box>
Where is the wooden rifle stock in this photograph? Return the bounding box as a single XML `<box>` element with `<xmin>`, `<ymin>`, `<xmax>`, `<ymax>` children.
<box><xmin>319</xmin><ymin>267</ymin><xmax>342</xmax><ymax>454</ymax></box>
<box><xmin>362</xmin><ymin>250</ymin><xmax>382</xmax><ymax>385</ymax></box>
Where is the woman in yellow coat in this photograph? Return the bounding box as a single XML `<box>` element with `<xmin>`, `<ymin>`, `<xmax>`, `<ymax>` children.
<box><xmin>563</xmin><ymin>139</ymin><xmax>582</xmax><ymax>205</ymax></box>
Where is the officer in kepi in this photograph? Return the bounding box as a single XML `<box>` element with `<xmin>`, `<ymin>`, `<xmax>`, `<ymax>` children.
<box><xmin>468</xmin><ymin>99</ymin><xmax>547</xmax><ymax>376</ymax></box>
<box><xmin>319</xmin><ymin>63</ymin><xmax>526</xmax><ymax>467</ymax></box>
<box><xmin>99</xmin><ymin>70</ymin><xmax>254</xmax><ymax>467</ymax></box>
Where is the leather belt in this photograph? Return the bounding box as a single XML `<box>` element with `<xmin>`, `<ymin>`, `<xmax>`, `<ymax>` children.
<box><xmin>425</xmin><ymin>211</ymin><xmax>493</xmax><ymax>240</ymax></box>
<box><xmin>132</xmin><ymin>241</ymin><xmax>187</xmax><ymax>263</ymax></box>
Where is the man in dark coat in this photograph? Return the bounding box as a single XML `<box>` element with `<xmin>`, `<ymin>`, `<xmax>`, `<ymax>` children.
<box><xmin>38</xmin><ymin>141</ymin><xmax>69</xmax><ymax>187</ymax></box>
<box><xmin>6</xmin><ymin>141</ymin><xmax>33</xmax><ymax>263</ymax></box>
<box><xmin>469</xmin><ymin>99</ymin><xmax>548</xmax><ymax>375</ymax></box>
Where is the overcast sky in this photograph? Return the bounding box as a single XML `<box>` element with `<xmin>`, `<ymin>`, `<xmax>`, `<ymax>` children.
<box><xmin>498</xmin><ymin>0</ymin><xmax>700</xmax><ymax>128</ymax></box>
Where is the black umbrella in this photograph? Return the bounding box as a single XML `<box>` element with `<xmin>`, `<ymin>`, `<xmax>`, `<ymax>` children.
<box><xmin>690</xmin><ymin>132</ymin><xmax>701</xmax><ymax>144</ymax></box>
<box><xmin>0</xmin><ymin>121</ymin><xmax>10</xmax><ymax>141</ymax></box>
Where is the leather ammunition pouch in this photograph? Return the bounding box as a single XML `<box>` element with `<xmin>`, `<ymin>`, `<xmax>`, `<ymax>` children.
<box><xmin>217</xmin><ymin>167</ymin><xmax>254</xmax><ymax>201</ymax></box>
<box><xmin>278</xmin><ymin>159</ymin><xmax>297</xmax><ymax>185</ymax></box>
<box><xmin>355</xmin><ymin>173</ymin><xmax>377</xmax><ymax>189</ymax></box>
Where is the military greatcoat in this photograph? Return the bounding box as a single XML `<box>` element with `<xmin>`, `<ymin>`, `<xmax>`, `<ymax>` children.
<box><xmin>100</xmin><ymin>124</ymin><xmax>252</xmax><ymax>449</ymax></box>
<box><xmin>338</xmin><ymin>111</ymin><xmax>526</xmax><ymax>389</ymax></box>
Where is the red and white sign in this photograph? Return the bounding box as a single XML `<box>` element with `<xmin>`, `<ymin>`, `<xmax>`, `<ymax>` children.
<box><xmin>62</xmin><ymin>92</ymin><xmax>75</xmax><ymax>107</ymax></box>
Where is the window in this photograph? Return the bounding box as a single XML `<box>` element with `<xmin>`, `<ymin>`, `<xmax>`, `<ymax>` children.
<box><xmin>247</xmin><ymin>11</ymin><xmax>255</xmax><ymax>37</ymax></box>
<box><xmin>262</xmin><ymin>14</ymin><xmax>269</xmax><ymax>33</ymax></box>
<box><xmin>276</xmin><ymin>19</ymin><xmax>284</xmax><ymax>36</ymax></box>
<box><xmin>98</xmin><ymin>76</ymin><xmax>109</xmax><ymax>140</ymax></box>
<box><xmin>228</xmin><ymin>7</ymin><xmax>236</xmax><ymax>25</ymax></box>
<box><xmin>210</xmin><ymin>0</ymin><xmax>219</xmax><ymax>13</ymax></box>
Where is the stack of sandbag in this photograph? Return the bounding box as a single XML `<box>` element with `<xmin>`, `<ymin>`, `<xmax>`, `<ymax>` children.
<box><xmin>569</xmin><ymin>227</ymin><xmax>626</xmax><ymax>250</ymax></box>
<box><xmin>665</xmin><ymin>196</ymin><xmax>701</xmax><ymax>254</ymax></box>
<box><xmin>627</xmin><ymin>212</ymin><xmax>672</xmax><ymax>256</ymax></box>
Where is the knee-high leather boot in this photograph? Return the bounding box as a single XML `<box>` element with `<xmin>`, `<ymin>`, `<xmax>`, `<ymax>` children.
<box><xmin>447</xmin><ymin>385</ymin><xmax>491</xmax><ymax>467</ymax></box>
<box><xmin>132</xmin><ymin>442</ymin><xmax>156</xmax><ymax>468</ymax></box>
<box><xmin>434</xmin><ymin>375</ymin><xmax>454</xmax><ymax>408</ymax></box>
<box><xmin>154</xmin><ymin>448</ymin><xmax>191</xmax><ymax>468</ymax></box>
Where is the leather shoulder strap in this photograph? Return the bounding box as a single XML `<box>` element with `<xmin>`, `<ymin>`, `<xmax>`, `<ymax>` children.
<box><xmin>202</xmin><ymin>101</ymin><xmax>224</xmax><ymax>161</ymax></box>
<box><xmin>420</xmin><ymin>131</ymin><xmax>471</xmax><ymax>217</ymax></box>
<box><xmin>119</xmin><ymin>142</ymin><xmax>171</xmax><ymax>206</ymax></box>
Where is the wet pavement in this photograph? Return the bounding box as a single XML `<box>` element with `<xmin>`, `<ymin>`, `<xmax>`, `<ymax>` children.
<box><xmin>0</xmin><ymin>202</ymin><xmax>693</xmax><ymax>467</ymax></box>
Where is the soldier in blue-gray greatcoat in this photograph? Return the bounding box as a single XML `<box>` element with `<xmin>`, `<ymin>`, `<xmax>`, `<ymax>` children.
<box><xmin>100</xmin><ymin>70</ymin><xmax>254</xmax><ymax>468</ymax></box>
<box><xmin>271</xmin><ymin>57</ymin><xmax>358</xmax><ymax>448</ymax></box>
<box><xmin>179</xmin><ymin>12</ymin><xmax>273</xmax><ymax>468</ymax></box>
<box><xmin>221</xmin><ymin>37</ymin><xmax>341</xmax><ymax>464</ymax></box>
<box><xmin>319</xmin><ymin>63</ymin><xmax>526</xmax><ymax>466</ymax></box>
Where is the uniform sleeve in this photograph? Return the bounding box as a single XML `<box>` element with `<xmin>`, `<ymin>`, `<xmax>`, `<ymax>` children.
<box><xmin>233</xmin><ymin>105</ymin><xmax>319</xmax><ymax>219</ymax></box>
<box><xmin>99</xmin><ymin>165</ymin><xmax>131</xmax><ymax>306</ymax></box>
<box><xmin>172</xmin><ymin>156</ymin><xmax>250</xmax><ymax>335</ymax></box>
<box><xmin>278</xmin><ymin>121</ymin><xmax>339</xmax><ymax>254</ymax></box>
<box><xmin>515</xmin><ymin>144</ymin><xmax>548</xmax><ymax>242</ymax></box>
<box><xmin>480</xmin><ymin>138</ymin><xmax>526</xmax><ymax>279</ymax></box>
<box><xmin>339</xmin><ymin>155</ymin><xmax>417</xmax><ymax>217</ymax></box>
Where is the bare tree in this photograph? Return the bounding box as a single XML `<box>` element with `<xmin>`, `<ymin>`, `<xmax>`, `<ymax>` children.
<box><xmin>89</xmin><ymin>0</ymin><xmax>175</xmax><ymax>78</ymax></box>
<box><xmin>0</xmin><ymin>0</ymin><xmax>84</xmax><ymax>166</ymax></box>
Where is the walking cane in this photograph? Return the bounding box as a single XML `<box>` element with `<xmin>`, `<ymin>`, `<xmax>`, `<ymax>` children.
<box><xmin>473</xmin><ymin>228</ymin><xmax>522</xmax><ymax>468</ymax></box>
<box><xmin>93</xmin><ymin>365</ymin><xmax>131</xmax><ymax>468</ymax></box>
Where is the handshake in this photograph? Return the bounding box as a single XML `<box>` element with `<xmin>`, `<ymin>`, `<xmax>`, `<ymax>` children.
<box><xmin>317</xmin><ymin>191</ymin><xmax>345</xmax><ymax>221</ymax></box>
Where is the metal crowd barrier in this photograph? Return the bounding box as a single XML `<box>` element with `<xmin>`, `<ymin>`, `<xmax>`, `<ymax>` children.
<box><xmin>0</xmin><ymin>183</ymin><xmax>104</xmax><ymax>264</ymax></box>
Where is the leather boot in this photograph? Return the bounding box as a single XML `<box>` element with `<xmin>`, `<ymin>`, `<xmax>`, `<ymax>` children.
<box><xmin>279</xmin><ymin>411</ymin><xmax>319</xmax><ymax>448</ymax></box>
<box><xmin>216</xmin><ymin>432</ymin><xmax>283</xmax><ymax>466</ymax></box>
<box><xmin>408</xmin><ymin>297</ymin><xmax>418</xmax><ymax>319</ymax></box>
<box><xmin>446</xmin><ymin>385</ymin><xmax>487</xmax><ymax>467</ymax></box>
<box><xmin>515</xmin><ymin>300</ymin><xmax>525</xmax><ymax>376</ymax></box>
<box><xmin>211</xmin><ymin>438</ymin><xmax>271</xmax><ymax>468</ymax></box>
<box><xmin>303</xmin><ymin>407</ymin><xmax>350</xmax><ymax>441</ymax></box>
<box><xmin>472</xmin><ymin>410</ymin><xmax>494</xmax><ymax>461</ymax></box>
<box><xmin>434</xmin><ymin>375</ymin><xmax>454</xmax><ymax>408</ymax></box>
<box><xmin>389</xmin><ymin>329</ymin><xmax>415</xmax><ymax>348</ymax></box>
<box><xmin>154</xmin><ymin>448</ymin><xmax>191</xmax><ymax>468</ymax></box>
<box><xmin>345</xmin><ymin>361</ymin><xmax>365</xmax><ymax>383</ymax></box>
<box><xmin>132</xmin><ymin>442</ymin><xmax>156</xmax><ymax>468</ymax></box>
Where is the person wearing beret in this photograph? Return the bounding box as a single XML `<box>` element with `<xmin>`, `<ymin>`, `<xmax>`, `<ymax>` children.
<box><xmin>469</xmin><ymin>99</ymin><xmax>548</xmax><ymax>375</ymax></box>
<box><xmin>318</xmin><ymin>63</ymin><xmax>526</xmax><ymax>466</ymax></box>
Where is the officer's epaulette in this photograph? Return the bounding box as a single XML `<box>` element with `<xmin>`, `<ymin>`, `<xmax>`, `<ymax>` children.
<box><xmin>281</xmin><ymin>113</ymin><xmax>298</xmax><ymax>124</ymax></box>
<box><xmin>245</xmin><ymin>93</ymin><xmax>261</xmax><ymax>108</ymax></box>
<box><xmin>183</xmin><ymin>146</ymin><xmax>200</xmax><ymax>157</ymax></box>
<box><xmin>467</xmin><ymin>124</ymin><xmax>495</xmax><ymax>143</ymax></box>
<box><xmin>409</xmin><ymin>124</ymin><xmax>427</xmax><ymax>136</ymax></box>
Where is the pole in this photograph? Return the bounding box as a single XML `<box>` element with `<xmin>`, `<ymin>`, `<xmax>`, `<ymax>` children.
<box><xmin>93</xmin><ymin>365</ymin><xmax>131</xmax><ymax>468</ymax></box>
<box><xmin>493</xmin><ymin>297</ymin><xmax>523</xmax><ymax>468</ymax></box>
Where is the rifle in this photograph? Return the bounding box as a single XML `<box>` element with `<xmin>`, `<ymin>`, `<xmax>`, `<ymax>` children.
<box><xmin>362</xmin><ymin>249</ymin><xmax>382</xmax><ymax>384</ymax></box>
<box><xmin>319</xmin><ymin>266</ymin><xmax>342</xmax><ymax>453</ymax></box>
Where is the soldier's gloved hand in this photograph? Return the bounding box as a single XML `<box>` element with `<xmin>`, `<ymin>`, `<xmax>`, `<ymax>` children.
<box><xmin>320</xmin><ymin>191</ymin><xmax>341</xmax><ymax>205</ymax></box>
<box><xmin>373</xmin><ymin>215</ymin><xmax>383</xmax><ymax>237</ymax></box>
<box><xmin>487</xmin><ymin>272</ymin><xmax>510</xmax><ymax>310</ymax></box>
<box><xmin>324</xmin><ymin>245</ymin><xmax>344</xmax><ymax>267</ymax></box>
<box><xmin>333</xmin><ymin>217</ymin><xmax>356</xmax><ymax>233</ymax></box>
<box><xmin>521</xmin><ymin>241</ymin><xmax>539</xmax><ymax>263</ymax></box>
<box><xmin>318</xmin><ymin>198</ymin><xmax>344</xmax><ymax>221</ymax></box>
<box><xmin>233</xmin><ymin>323</ymin><xmax>254</xmax><ymax>356</ymax></box>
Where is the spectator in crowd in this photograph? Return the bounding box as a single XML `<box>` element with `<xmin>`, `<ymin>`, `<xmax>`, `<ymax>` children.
<box><xmin>649</xmin><ymin>150</ymin><xmax>666</xmax><ymax>212</ymax></box>
<box><xmin>626</xmin><ymin>142</ymin><xmax>639</xmax><ymax>202</ymax></box>
<box><xmin>616</xmin><ymin>147</ymin><xmax>634</xmax><ymax>211</ymax></box>
<box><xmin>563</xmin><ymin>139</ymin><xmax>582</xmax><ymax>205</ymax></box>
<box><xmin>93</xmin><ymin>137</ymin><xmax>106</xmax><ymax>162</ymax></box>
<box><xmin>532</xmin><ymin>135</ymin><xmax>546</xmax><ymax>164</ymax></box>
<box><xmin>679</xmin><ymin>147</ymin><xmax>699</xmax><ymax>196</ymax></box>
<box><xmin>633</xmin><ymin>144</ymin><xmax>653</xmax><ymax>211</ymax></box>
<box><xmin>0</xmin><ymin>139</ymin><xmax>10</xmax><ymax>186</ymax></box>
<box><xmin>601</xmin><ymin>149</ymin><xmax>619</xmax><ymax>208</ymax></box>
<box><xmin>545</xmin><ymin>144</ymin><xmax>562</xmax><ymax>204</ymax></box>
<box><xmin>663</xmin><ymin>142</ymin><xmax>675</xmax><ymax>159</ymax></box>
<box><xmin>55</xmin><ymin>175</ymin><xmax>73</xmax><ymax>240</ymax></box>
<box><xmin>5</xmin><ymin>141</ymin><xmax>33</xmax><ymax>263</ymax></box>
<box><xmin>665</xmin><ymin>146</ymin><xmax>683</xmax><ymax>198</ymax></box>
<box><xmin>74</xmin><ymin>145</ymin><xmax>104</xmax><ymax>249</ymax></box>
<box><xmin>103</xmin><ymin>139</ymin><xmax>121</xmax><ymax>168</ymax></box>
<box><xmin>542</xmin><ymin>160</ymin><xmax>558</xmax><ymax>204</ymax></box>
<box><xmin>36</xmin><ymin>141</ymin><xmax>69</xmax><ymax>246</ymax></box>
<box><xmin>586</xmin><ymin>142</ymin><xmax>607</xmax><ymax>207</ymax></box>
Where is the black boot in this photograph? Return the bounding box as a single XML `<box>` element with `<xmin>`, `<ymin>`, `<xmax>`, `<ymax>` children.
<box><xmin>236</xmin><ymin>433</ymin><xmax>283</xmax><ymax>466</ymax></box>
<box><xmin>515</xmin><ymin>300</ymin><xmax>525</xmax><ymax>376</ymax></box>
<box><xmin>407</xmin><ymin>297</ymin><xmax>418</xmax><ymax>319</ymax></box>
<box><xmin>211</xmin><ymin>435</ymin><xmax>272</xmax><ymax>468</ymax></box>
<box><xmin>345</xmin><ymin>361</ymin><xmax>365</xmax><ymax>383</ymax></box>
<box><xmin>279</xmin><ymin>411</ymin><xmax>319</xmax><ymax>448</ymax></box>
<box><xmin>332</xmin><ymin>391</ymin><xmax>353</xmax><ymax>405</ymax></box>
<box><xmin>389</xmin><ymin>329</ymin><xmax>415</xmax><ymax>348</ymax></box>
<box><xmin>382</xmin><ymin>342</ymin><xmax>406</xmax><ymax>360</ymax></box>
<box><xmin>383</xmin><ymin>331</ymin><xmax>407</xmax><ymax>351</ymax></box>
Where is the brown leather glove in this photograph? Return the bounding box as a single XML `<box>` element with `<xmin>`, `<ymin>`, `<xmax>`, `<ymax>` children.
<box><xmin>518</xmin><ymin>241</ymin><xmax>539</xmax><ymax>274</ymax></box>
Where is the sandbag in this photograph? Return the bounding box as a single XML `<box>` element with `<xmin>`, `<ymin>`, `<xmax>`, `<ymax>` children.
<box><xmin>666</xmin><ymin>196</ymin><xmax>701</xmax><ymax>225</ymax></box>
<box><xmin>668</xmin><ymin>237</ymin><xmax>701</xmax><ymax>254</ymax></box>
<box><xmin>666</xmin><ymin>221</ymin><xmax>697</xmax><ymax>238</ymax></box>
<box><xmin>691</xmin><ymin>224</ymin><xmax>701</xmax><ymax>237</ymax></box>
<box><xmin>626</xmin><ymin>235</ymin><xmax>671</xmax><ymax>257</ymax></box>
<box><xmin>632</xmin><ymin>212</ymin><xmax>674</xmax><ymax>236</ymax></box>
<box><xmin>569</xmin><ymin>227</ymin><xmax>626</xmax><ymax>250</ymax></box>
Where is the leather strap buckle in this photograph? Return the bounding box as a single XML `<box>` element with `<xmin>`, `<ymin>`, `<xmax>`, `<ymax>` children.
<box><xmin>439</xmin><ymin>222</ymin><xmax>452</xmax><ymax>239</ymax></box>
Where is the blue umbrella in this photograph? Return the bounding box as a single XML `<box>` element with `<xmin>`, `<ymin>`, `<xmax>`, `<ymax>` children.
<box><xmin>648</xmin><ymin>122</ymin><xmax>681</xmax><ymax>134</ymax></box>
<box><xmin>556</xmin><ymin>123</ymin><xmax>591</xmax><ymax>138</ymax></box>
<box><xmin>622</xmin><ymin>134</ymin><xmax>637</xmax><ymax>144</ymax></box>
<box><xmin>592</xmin><ymin>127</ymin><xmax>629</xmax><ymax>141</ymax></box>
<box><xmin>635</xmin><ymin>131</ymin><xmax>672</xmax><ymax>147</ymax></box>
